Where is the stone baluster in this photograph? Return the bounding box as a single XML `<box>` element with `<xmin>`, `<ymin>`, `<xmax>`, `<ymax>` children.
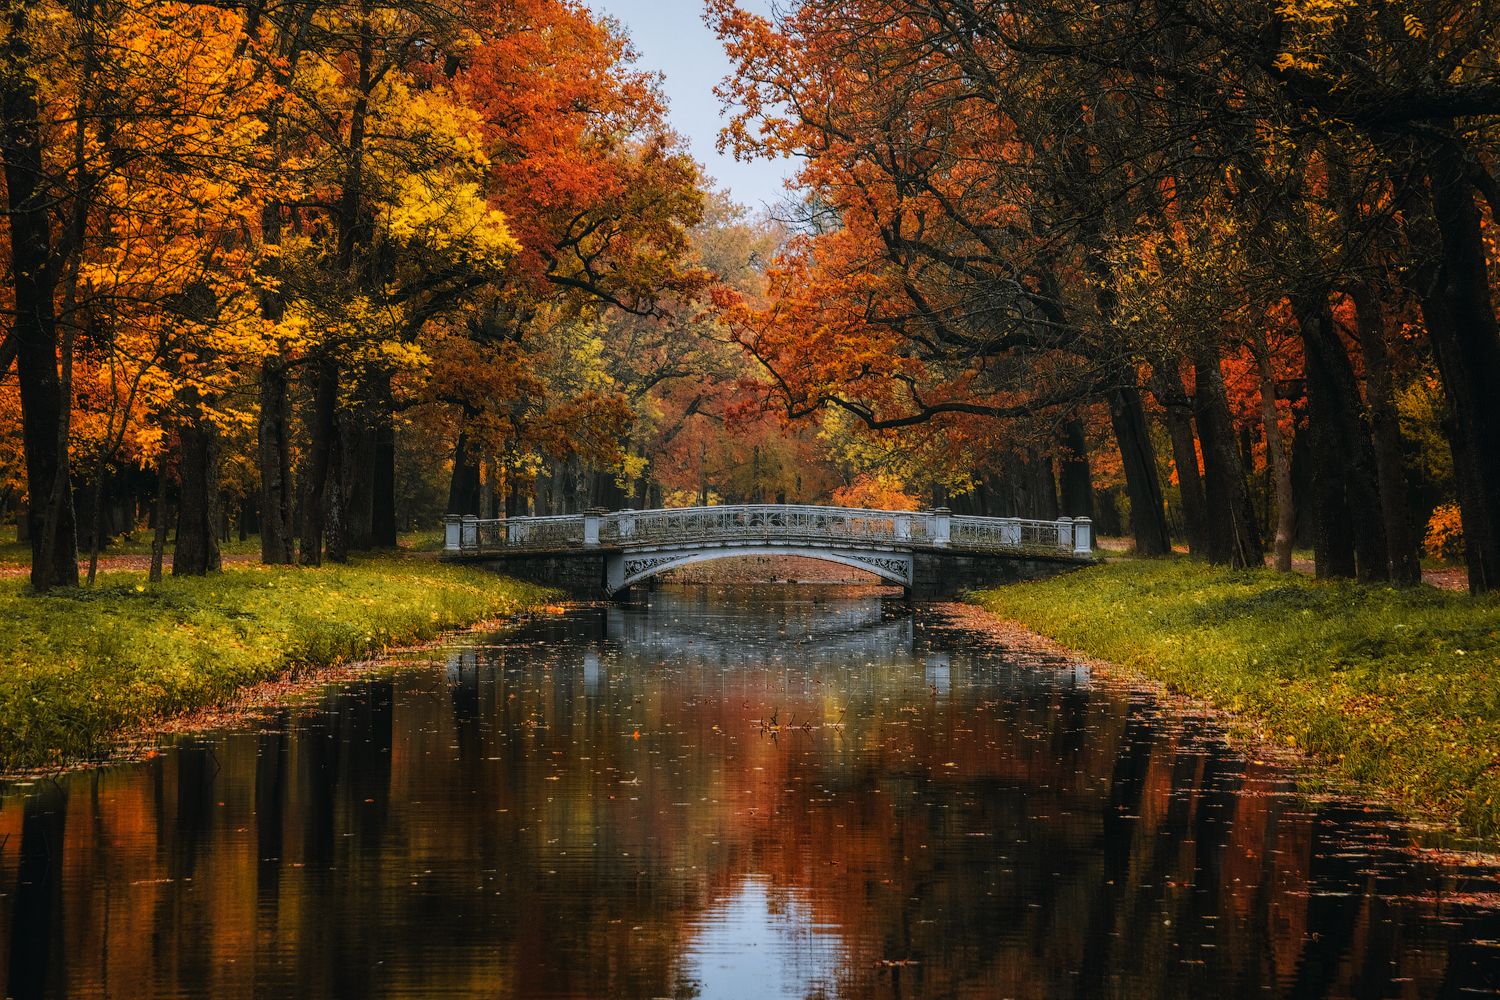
<box><xmin>583</xmin><ymin>507</ymin><xmax>606</xmax><ymax>547</ymax></box>
<box><xmin>928</xmin><ymin>507</ymin><xmax>951</xmax><ymax>547</ymax></box>
<box><xmin>1000</xmin><ymin>518</ymin><xmax>1021</xmax><ymax>547</ymax></box>
<box><xmin>1073</xmin><ymin>516</ymin><xmax>1093</xmax><ymax>556</ymax></box>
<box><xmin>508</xmin><ymin>515</ymin><xmax>529</xmax><ymax>547</ymax></box>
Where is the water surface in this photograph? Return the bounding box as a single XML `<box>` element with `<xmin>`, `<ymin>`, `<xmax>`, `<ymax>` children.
<box><xmin>3</xmin><ymin>585</ymin><xmax>1499</xmax><ymax>998</ymax></box>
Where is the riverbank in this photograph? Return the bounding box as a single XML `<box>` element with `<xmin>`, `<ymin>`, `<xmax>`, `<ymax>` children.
<box><xmin>972</xmin><ymin>559</ymin><xmax>1500</xmax><ymax>839</ymax></box>
<box><xmin>0</xmin><ymin>556</ymin><xmax>553</xmax><ymax>773</ymax></box>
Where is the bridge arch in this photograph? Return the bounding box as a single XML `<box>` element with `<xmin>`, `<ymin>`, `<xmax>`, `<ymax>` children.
<box><xmin>441</xmin><ymin>503</ymin><xmax>1095</xmax><ymax>599</ymax></box>
<box><xmin>607</xmin><ymin>544</ymin><xmax>913</xmax><ymax>593</ymax></box>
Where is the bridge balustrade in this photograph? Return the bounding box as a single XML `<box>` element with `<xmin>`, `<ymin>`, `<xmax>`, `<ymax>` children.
<box><xmin>444</xmin><ymin>504</ymin><xmax>1093</xmax><ymax>558</ymax></box>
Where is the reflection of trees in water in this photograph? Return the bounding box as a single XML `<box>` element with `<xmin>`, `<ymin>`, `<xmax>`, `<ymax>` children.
<box><xmin>0</xmin><ymin>596</ymin><xmax>1498</xmax><ymax>997</ymax></box>
<box><xmin>4</xmin><ymin>781</ymin><xmax>65</xmax><ymax>998</ymax></box>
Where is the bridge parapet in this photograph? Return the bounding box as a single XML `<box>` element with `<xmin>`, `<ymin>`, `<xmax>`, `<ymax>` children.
<box><xmin>443</xmin><ymin>504</ymin><xmax>1093</xmax><ymax>560</ymax></box>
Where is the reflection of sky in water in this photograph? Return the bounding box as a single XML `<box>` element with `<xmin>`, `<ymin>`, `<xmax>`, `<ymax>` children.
<box><xmin>680</xmin><ymin>876</ymin><xmax>846</xmax><ymax>1000</ymax></box>
<box><xmin>924</xmin><ymin>653</ymin><xmax>951</xmax><ymax>694</ymax></box>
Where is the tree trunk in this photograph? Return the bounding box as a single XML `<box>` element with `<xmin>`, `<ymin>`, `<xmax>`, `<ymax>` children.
<box><xmin>1149</xmin><ymin>360</ymin><xmax>1209</xmax><ymax>554</ymax></box>
<box><xmin>1192</xmin><ymin>344</ymin><xmax>1264</xmax><ymax>568</ymax></box>
<box><xmin>533</xmin><ymin>463</ymin><xmax>553</xmax><ymax>516</ymax></box>
<box><xmin>1348</xmin><ymin>283</ymin><xmax>1421</xmax><ymax>585</ymax></box>
<box><xmin>1030</xmin><ymin>451</ymin><xmax>1060</xmax><ymax>520</ymax></box>
<box><xmin>316</xmin><ymin>2</ymin><xmax>369</xmax><ymax>567</ymax></box>
<box><xmin>1108</xmin><ymin>384</ymin><xmax>1171</xmax><ymax>556</ymax></box>
<box><xmin>1094</xmin><ymin>489</ymin><xmax>1123</xmax><ymax>537</ymax></box>
<box><xmin>1</xmin><ymin>3</ymin><xmax>77</xmax><ymax>590</ymax></box>
<box><xmin>479</xmin><ymin>458</ymin><xmax>495</xmax><ymax>521</ymax></box>
<box><xmin>986</xmin><ymin>468</ymin><xmax>1016</xmax><ymax>518</ymax></box>
<box><xmin>447</xmin><ymin>424</ymin><xmax>482</xmax><ymax>516</ymax></box>
<box><xmin>1251</xmin><ymin>328</ymin><xmax>1296</xmax><ymax>573</ymax></box>
<box><xmin>173</xmin><ymin>417</ymin><xmax>222</xmax><ymax>576</ymax></box>
<box><xmin>149</xmin><ymin>452</ymin><xmax>169</xmax><ymax>583</ymax></box>
<box><xmin>370</xmin><ymin>371</ymin><xmax>397</xmax><ymax>547</ymax></box>
<box><xmin>1285</xmin><ymin>397</ymin><xmax>1317</xmax><ymax>550</ymax></box>
<box><xmin>1058</xmin><ymin>418</ymin><xmax>1095</xmax><ymax>523</ymax></box>
<box><xmin>298</xmin><ymin>357</ymin><xmax>338</xmax><ymax>566</ymax></box>
<box><xmin>239</xmin><ymin>496</ymin><xmax>257</xmax><ymax>541</ymax></box>
<box><xmin>632</xmin><ymin>465</ymin><xmax>651</xmax><ymax>509</ymax></box>
<box><xmin>85</xmin><ymin>458</ymin><xmax>108</xmax><ymax>585</ymax></box>
<box><xmin>697</xmin><ymin>443</ymin><xmax>709</xmax><ymax>507</ymax></box>
<box><xmin>1292</xmin><ymin>294</ymin><xmax>1388</xmax><ymax>581</ymax></box>
<box><xmin>258</xmin><ymin>359</ymin><xmax>294</xmax><ymax>564</ymax></box>
<box><xmin>342</xmin><ymin>415</ymin><xmax>375</xmax><ymax>551</ymax></box>
<box><xmin>324</xmin><ymin>420</ymin><xmax>348</xmax><ymax>564</ymax></box>
<box><xmin>562</xmin><ymin>455</ymin><xmax>581</xmax><ymax>513</ymax></box>
<box><xmin>1419</xmin><ymin>143</ymin><xmax>1500</xmax><ymax>594</ymax></box>
<box><xmin>592</xmin><ymin>467</ymin><xmax>627</xmax><ymax>511</ymax></box>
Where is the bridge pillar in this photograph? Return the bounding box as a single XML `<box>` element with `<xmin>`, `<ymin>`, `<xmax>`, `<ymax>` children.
<box><xmin>1001</xmin><ymin>518</ymin><xmax>1021</xmax><ymax>546</ymax></box>
<box><xmin>583</xmin><ymin>508</ymin><xmax>605</xmax><ymax>546</ymax></box>
<box><xmin>1073</xmin><ymin>517</ymin><xmax>1093</xmax><ymax>555</ymax></box>
<box><xmin>928</xmin><ymin>507</ymin><xmax>951</xmax><ymax>546</ymax></box>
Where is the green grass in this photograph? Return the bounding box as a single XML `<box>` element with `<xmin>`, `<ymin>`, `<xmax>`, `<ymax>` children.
<box><xmin>0</xmin><ymin>556</ymin><xmax>554</xmax><ymax>771</ymax></box>
<box><xmin>0</xmin><ymin>528</ymin><xmax>446</xmax><ymax>564</ymax></box>
<box><xmin>973</xmin><ymin>559</ymin><xmax>1500</xmax><ymax>839</ymax></box>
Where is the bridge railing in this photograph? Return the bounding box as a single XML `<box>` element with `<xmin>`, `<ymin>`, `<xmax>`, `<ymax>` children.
<box><xmin>605</xmin><ymin>504</ymin><xmax>927</xmax><ymax>546</ymax></box>
<box><xmin>949</xmin><ymin>515</ymin><xmax>1084</xmax><ymax>552</ymax></box>
<box><xmin>444</xmin><ymin>505</ymin><xmax>1093</xmax><ymax>558</ymax></box>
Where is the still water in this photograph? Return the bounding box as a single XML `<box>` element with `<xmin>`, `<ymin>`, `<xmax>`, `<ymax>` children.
<box><xmin>3</xmin><ymin>585</ymin><xmax>1500</xmax><ymax>998</ymax></box>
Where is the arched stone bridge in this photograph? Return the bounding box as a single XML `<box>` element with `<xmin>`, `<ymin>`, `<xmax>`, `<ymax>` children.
<box><xmin>442</xmin><ymin>504</ymin><xmax>1094</xmax><ymax>600</ymax></box>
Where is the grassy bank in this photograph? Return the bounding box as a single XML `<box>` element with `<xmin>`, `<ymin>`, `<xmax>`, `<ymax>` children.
<box><xmin>973</xmin><ymin>559</ymin><xmax>1500</xmax><ymax>838</ymax></box>
<box><xmin>0</xmin><ymin>557</ymin><xmax>553</xmax><ymax>772</ymax></box>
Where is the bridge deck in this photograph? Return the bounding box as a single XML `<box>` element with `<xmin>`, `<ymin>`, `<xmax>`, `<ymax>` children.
<box><xmin>442</xmin><ymin>504</ymin><xmax>1093</xmax><ymax>560</ymax></box>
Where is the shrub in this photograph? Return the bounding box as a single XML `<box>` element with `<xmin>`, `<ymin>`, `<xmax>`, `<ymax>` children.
<box><xmin>1424</xmin><ymin>502</ymin><xmax>1465</xmax><ymax>562</ymax></box>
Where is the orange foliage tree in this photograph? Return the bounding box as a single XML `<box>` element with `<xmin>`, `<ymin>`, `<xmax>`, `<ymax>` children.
<box><xmin>711</xmin><ymin>0</ymin><xmax>1500</xmax><ymax>588</ymax></box>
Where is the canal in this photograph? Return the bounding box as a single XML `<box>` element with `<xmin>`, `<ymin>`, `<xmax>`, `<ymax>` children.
<box><xmin>2</xmin><ymin>585</ymin><xmax>1499</xmax><ymax>997</ymax></box>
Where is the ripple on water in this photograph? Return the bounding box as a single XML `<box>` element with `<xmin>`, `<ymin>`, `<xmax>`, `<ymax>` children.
<box><xmin>0</xmin><ymin>583</ymin><xmax>1498</xmax><ymax>998</ymax></box>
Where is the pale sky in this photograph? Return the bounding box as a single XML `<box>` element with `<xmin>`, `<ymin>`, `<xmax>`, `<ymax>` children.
<box><xmin>587</xmin><ymin>0</ymin><xmax>797</xmax><ymax>213</ymax></box>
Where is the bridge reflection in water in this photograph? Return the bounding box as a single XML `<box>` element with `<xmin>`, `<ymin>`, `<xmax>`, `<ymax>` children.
<box><xmin>444</xmin><ymin>504</ymin><xmax>1096</xmax><ymax>598</ymax></box>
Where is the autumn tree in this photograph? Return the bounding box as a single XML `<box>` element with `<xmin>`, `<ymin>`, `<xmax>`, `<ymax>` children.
<box><xmin>712</xmin><ymin>0</ymin><xmax>1500</xmax><ymax>590</ymax></box>
<box><xmin>0</xmin><ymin>0</ymin><xmax>278</xmax><ymax>585</ymax></box>
<box><xmin>431</xmin><ymin>2</ymin><xmax>706</xmax><ymax>517</ymax></box>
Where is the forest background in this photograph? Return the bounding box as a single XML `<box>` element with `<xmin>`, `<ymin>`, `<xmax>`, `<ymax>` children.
<box><xmin>0</xmin><ymin>0</ymin><xmax>1497</xmax><ymax>597</ymax></box>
